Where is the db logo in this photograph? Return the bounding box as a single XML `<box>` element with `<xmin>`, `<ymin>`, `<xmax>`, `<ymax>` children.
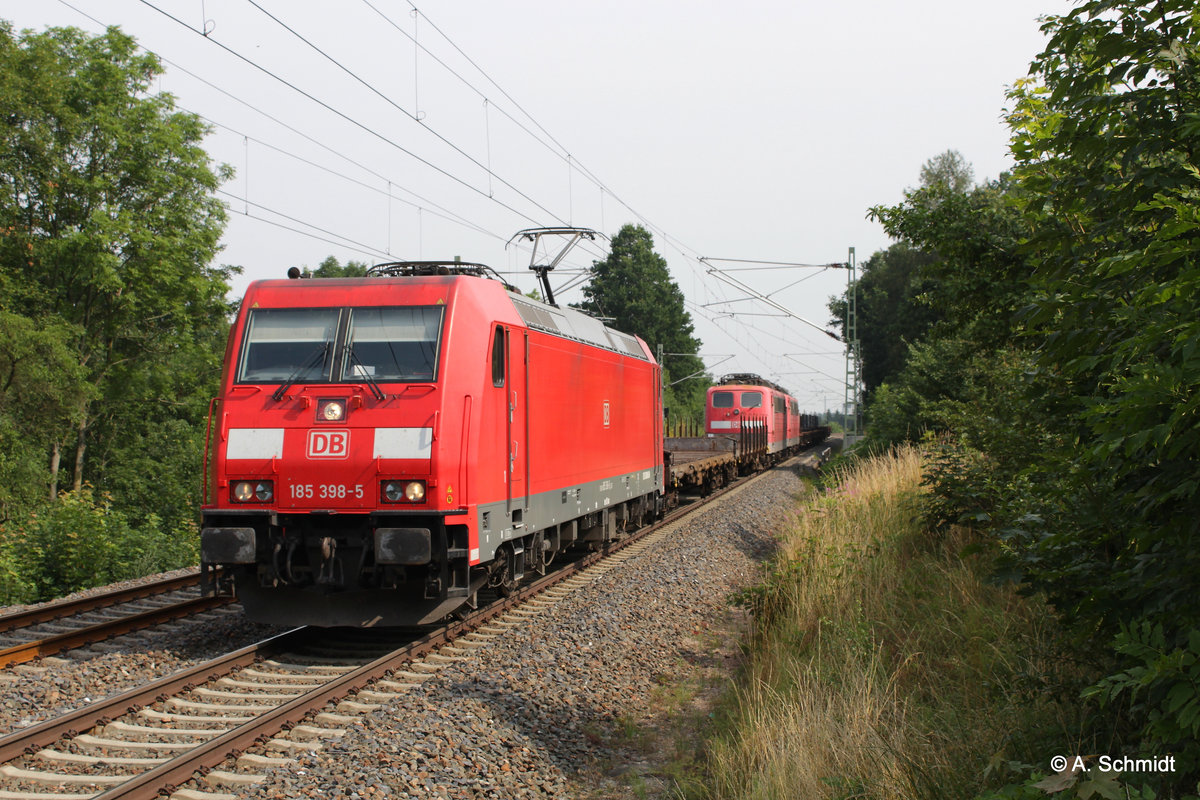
<box><xmin>307</xmin><ymin>430</ymin><xmax>349</xmax><ymax>459</ymax></box>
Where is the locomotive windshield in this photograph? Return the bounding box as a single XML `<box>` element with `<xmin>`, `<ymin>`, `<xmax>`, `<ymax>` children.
<box><xmin>341</xmin><ymin>307</ymin><xmax>442</xmax><ymax>381</ymax></box>
<box><xmin>711</xmin><ymin>391</ymin><xmax>734</xmax><ymax>408</ymax></box>
<box><xmin>236</xmin><ymin>305</ymin><xmax>444</xmax><ymax>384</ymax></box>
<box><xmin>741</xmin><ymin>391</ymin><xmax>763</xmax><ymax>408</ymax></box>
<box><xmin>238</xmin><ymin>308</ymin><xmax>338</xmax><ymax>382</ymax></box>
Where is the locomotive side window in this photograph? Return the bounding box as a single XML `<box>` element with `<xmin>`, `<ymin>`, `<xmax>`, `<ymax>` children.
<box><xmin>711</xmin><ymin>391</ymin><xmax>734</xmax><ymax>408</ymax></box>
<box><xmin>491</xmin><ymin>326</ymin><xmax>505</xmax><ymax>387</ymax></box>
<box><xmin>238</xmin><ymin>308</ymin><xmax>339</xmax><ymax>382</ymax></box>
<box><xmin>774</xmin><ymin>396</ymin><xmax>786</xmax><ymax>413</ymax></box>
<box><xmin>741</xmin><ymin>391</ymin><xmax>763</xmax><ymax>408</ymax></box>
<box><xmin>342</xmin><ymin>307</ymin><xmax>443</xmax><ymax>382</ymax></box>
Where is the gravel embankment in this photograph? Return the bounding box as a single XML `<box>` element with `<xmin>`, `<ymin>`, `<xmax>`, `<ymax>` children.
<box><xmin>239</xmin><ymin>458</ymin><xmax>812</xmax><ymax>799</ymax></box>
<box><xmin>0</xmin><ymin>597</ymin><xmax>285</xmax><ymax>732</ymax></box>
<box><xmin>0</xmin><ymin>453</ymin><xmax>818</xmax><ymax>797</ymax></box>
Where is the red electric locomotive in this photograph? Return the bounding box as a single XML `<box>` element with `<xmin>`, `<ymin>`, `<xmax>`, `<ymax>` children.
<box><xmin>200</xmin><ymin>260</ymin><xmax>664</xmax><ymax>627</ymax></box>
<box><xmin>705</xmin><ymin>374</ymin><xmax>805</xmax><ymax>457</ymax></box>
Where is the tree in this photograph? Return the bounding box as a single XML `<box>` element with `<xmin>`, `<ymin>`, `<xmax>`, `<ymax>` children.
<box><xmin>295</xmin><ymin>255</ymin><xmax>369</xmax><ymax>278</ymax></box>
<box><xmin>831</xmin><ymin>151</ymin><xmax>1024</xmax><ymax>403</ymax></box>
<box><xmin>575</xmin><ymin>224</ymin><xmax>708</xmax><ymax>421</ymax></box>
<box><xmin>1003</xmin><ymin>2</ymin><xmax>1200</xmax><ymax>777</ymax></box>
<box><xmin>827</xmin><ymin>242</ymin><xmax>940</xmax><ymax>400</ymax></box>
<box><xmin>1006</xmin><ymin>0</ymin><xmax>1200</xmax><ymax>631</ymax></box>
<box><xmin>841</xmin><ymin>153</ymin><xmax>1032</xmax><ymax>446</ymax></box>
<box><xmin>0</xmin><ymin>312</ymin><xmax>90</xmax><ymax>516</ymax></box>
<box><xmin>867</xmin><ymin>171</ymin><xmax>1029</xmax><ymax>348</ymax></box>
<box><xmin>0</xmin><ymin>23</ymin><xmax>235</xmax><ymax>496</ymax></box>
<box><xmin>918</xmin><ymin>149</ymin><xmax>974</xmax><ymax>193</ymax></box>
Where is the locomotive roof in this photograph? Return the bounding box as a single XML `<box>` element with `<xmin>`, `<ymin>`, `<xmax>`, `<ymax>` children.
<box><xmin>242</xmin><ymin>273</ymin><xmax>650</xmax><ymax>363</ymax></box>
<box><xmin>716</xmin><ymin>373</ymin><xmax>792</xmax><ymax>397</ymax></box>
<box><xmin>507</xmin><ymin>293</ymin><xmax>648</xmax><ymax>361</ymax></box>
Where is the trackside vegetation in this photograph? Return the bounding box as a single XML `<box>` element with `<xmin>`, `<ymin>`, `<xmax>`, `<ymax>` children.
<box><xmin>680</xmin><ymin>449</ymin><xmax>1099</xmax><ymax>800</ymax></box>
<box><xmin>811</xmin><ymin>2</ymin><xmax>1198</xmax><ymax>796</ymax></box>
<box><xmin>0</xmin><ymin>23</ymin><xmax>234</xmax><ymax>604</ymax></box>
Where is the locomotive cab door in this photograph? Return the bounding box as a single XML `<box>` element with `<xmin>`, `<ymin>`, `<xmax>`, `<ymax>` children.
<box><xmin>499</xmin><ymin>325</ymin><xmax>528</xmax><ymax>525</ymax></box>
<box><xmin>777</xmin><ymin>400</ymin><xmax>787</xmax><ymax>450</ymax></box>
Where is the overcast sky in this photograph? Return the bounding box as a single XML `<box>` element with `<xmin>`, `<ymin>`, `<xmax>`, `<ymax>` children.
<box><xmin>4</xmin><ymin>0</ymin><xmax>1067</xmax><ymax>411</ymax></box>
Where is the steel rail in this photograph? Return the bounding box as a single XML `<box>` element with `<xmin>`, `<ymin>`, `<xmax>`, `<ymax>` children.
<box><xmin>89</xmin><ymin>549</ymin><xmax>638</xmax><ymax>800</ymax></box>
<box><xmin>0</xmin><ymin>627</ymin><xmax>309</xmax><ymax>763</ymax></box>
<box><xmin>0</xmin><ymin>571</ymin><xmax>204</xmax><ymax>634</ymax></box>
<box><xmin>93</xmin><ymin>456</ymin><xmax>802</xmax><ymax>799</ymax></box>
<box><xmin>0</xmin><ymin>594</ymin><xmax>235</xmax><ymax>669</ymax></box>
<box><xmin>2</xmin><ymin>451</ymin><xmax>822</xmax><ymax>799</ymax></box>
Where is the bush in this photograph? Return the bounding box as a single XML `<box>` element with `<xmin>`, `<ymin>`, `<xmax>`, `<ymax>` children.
<box><xmin>0</xmin><ymin>487</ymin><xmax>197</xmax><ymax>604</ymax></box>
<box><xmin>1085</xmin><ymin>622</ymin><xmax>1200</xmax><ymax>780</ymax></box>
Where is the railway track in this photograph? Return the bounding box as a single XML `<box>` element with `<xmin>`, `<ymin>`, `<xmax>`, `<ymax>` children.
<box><xmin>0</xmin><ymin>454</ymin><xmax>811</xmax><ymax>799</ymax></box>
<box><xmin>0</xmin><ymin>574</ymin><xmax>234</xmax><ymax>669</ymax></box>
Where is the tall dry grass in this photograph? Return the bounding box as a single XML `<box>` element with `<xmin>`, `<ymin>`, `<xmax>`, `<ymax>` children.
<box><xmin>688</xmin><ymin>447</ymin><xmax>1077</xmax><ymax>800</ymax></box>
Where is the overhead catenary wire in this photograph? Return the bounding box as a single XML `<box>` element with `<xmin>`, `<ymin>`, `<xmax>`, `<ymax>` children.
<box><xmin>218</xmin><ymin>190</ymin><xmax>391</xmax><ymax>261</ymax></box>
<box><xmin>361</xmin><ymin>0</ymin><xmax>578</xmax><ymax>169</ymax></box>
<box><xmin>47</xmin><ymin>0</ymin><xmax>847</xmax><ymax>397</ymax></box>
<box><xmin>205</xmin><ymin>115</ymin><xmax>501</xmax><ymax>241</ymax></box>
<box><xmin>51</xmin><ymin>0</ymin><xmax>533</xmax><ymax>265</ymax></box>
<box><xmin>135</xmin><ymin>0</ymin><xmax>553</xmax><ymax>229</ymax></box>
<box><xmin>238</xmin><ymin>0</ymin><xmax>569</xmax><ymax>228</ymax></box>
<box><xmin>53</xmin><ymin>0</ymin><xmax>515</xmax><ymax>244</ymax></box>
<box><xmin>227</xmin><ymin>0</ymin><xmax>755</xmax><ymax>316</ymax></box>
<box><xmin>382</xmin><ymin>0</ymin><xmax>737</xmax><ymax>308</ymax></box>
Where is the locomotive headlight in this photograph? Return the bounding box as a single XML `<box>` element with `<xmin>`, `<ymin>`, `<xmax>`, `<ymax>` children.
<box><xmin>232</xmin><ymin>480</ymin><xmax>273</xmax><ymax>503</ymax></box>
<box><xmin>317</xmin><ymin>399</ymin><xmax>345</xmax><ymax>422</ymax></box>
<box><xmin>382</xmin><ymin>480</ymin><xmax>426</xmax><ymax>503</ymax></box>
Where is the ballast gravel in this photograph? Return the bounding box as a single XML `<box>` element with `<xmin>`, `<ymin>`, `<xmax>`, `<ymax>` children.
<box><xmin>0</xmin><ymin>583</ymin><xmax>286</xmax><ymax>732</ymax></box>
<box><xmin>0</xmin><ymin>454</ymin><xmax>820</xmax><ymax>798</ymax></box>
<box><xmin>241</xmin><ymin>458</ymin><xmax>813</xmax><ymax>800</ymax></box>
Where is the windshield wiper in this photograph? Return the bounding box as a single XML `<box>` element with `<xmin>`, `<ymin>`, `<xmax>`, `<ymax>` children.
<box><xmin>343</xmin><ymin>343</ymin><xmax>386</xmax><ymax>401</ymax></box>
<box><xmin>271</xmin><ymin>342</ymin><xmax>329</xmax><ymax>401</ymax></box>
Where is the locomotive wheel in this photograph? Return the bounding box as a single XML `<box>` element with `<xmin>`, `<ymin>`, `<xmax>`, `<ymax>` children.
<box><xmin>488</xmin><ymin>546</ymin><xmax>519</xmax><ymax>596</ymax></box>
<box><xmin>495</xmin><ymin>562</ymin><xmax>517</xmax><ymax>596</ymax></box>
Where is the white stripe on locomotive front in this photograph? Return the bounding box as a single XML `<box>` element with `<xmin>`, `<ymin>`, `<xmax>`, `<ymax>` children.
<box><xmin>226</xmin><ymin>428</ymin><xmax>285</xmax><ymax>459</ymax></box>
<box><xmin>372</xmin><ymin>427</ymin><xmax>434</xmax><ymax>459</ymax></box>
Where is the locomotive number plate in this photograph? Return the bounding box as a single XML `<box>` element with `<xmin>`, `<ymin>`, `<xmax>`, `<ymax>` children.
<box><xmin>289</xmin><ymin>483</ymin><xmax>365</xmax><ymax>500</ymax></box>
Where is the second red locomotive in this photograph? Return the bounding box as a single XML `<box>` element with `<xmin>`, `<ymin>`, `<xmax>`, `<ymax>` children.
<box><xmin>705</xmin><ymin>373</ymin><xmax>822</xmax><ymax>460</ymax></box>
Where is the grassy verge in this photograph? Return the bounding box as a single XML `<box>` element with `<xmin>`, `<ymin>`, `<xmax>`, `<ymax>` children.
<box><xmin>674</xmin><ymin>446</ymin><xmax>1092</xmax><ymax>800</ymax></box>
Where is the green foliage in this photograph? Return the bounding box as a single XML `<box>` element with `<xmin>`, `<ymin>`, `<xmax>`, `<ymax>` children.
<box><xmin>830</xmin><ymin>150</ymin><xmax>993</xmax><ymax>401</ymax></box>
<box><xmin>919</xmin><ymin>435</ymin><xmax>999</xmax><ymax>533</ymax></box>
<box><xmin>1085</xmin><ymin>622</ymin><xmax>1200</xmax><ymax>776</ymax></box>
<box><xmin>0</xmin><ymin>488</ymin><xmax>197</xmax><ymax>603</ymax></box>
<box><xmin>0</xmin><ymin>311</ymin><xmax>92</xmax><ymax>520</ymax></box>
<box><xmin>0</xmin><ymin>23</ymin><xmax>233</xmax><ymax>602</ymax></box>
<box><xmin>850</xmin><ymin>4</ymin><xmax>1200</xmax><ymax>795</ymax></box>
<box><xmin>867</xmin><ymin>173</ymin><xmax>1030</xmax><ymax>348</ymax></box>
<box><xmin>294</xmin><ymin>255</ymin><xmax>369</xmax><ymax>278</ymax></box>
<box><xmin>976</xmin><ymin>770</ymin><xmax>1162</xmax><ymax>800</ymax></box>
<box><xmin>827</xmin><ymin>242</ymin><xmax>940</xmax><ymax>399</ymax></box>
<box><xmin>0</xmin><ymin>21</ymin><xmax>235</xmax><ymax>495</ymax></box>
<box><xmin>1004</xmin><ymin>9</ymin><xmax>1200</xmax><ymax>755</ymax></box>
<box><xmin>0</xmin><ymin>547</ymin><xmax>35</xmax><ymax>606</ymax></box>
<box><xmin>919</xmin><ymin>149</ymin><xmax>975</xmax><ymax>192</ymax></box>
